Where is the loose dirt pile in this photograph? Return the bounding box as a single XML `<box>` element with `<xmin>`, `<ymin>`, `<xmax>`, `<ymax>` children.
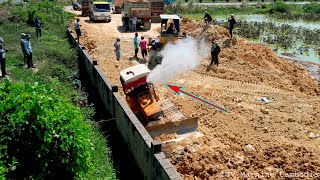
<box><xmin>72</xmin><ymin>13</ymin><xmax>320</xmax><ymax>179</ymax></box>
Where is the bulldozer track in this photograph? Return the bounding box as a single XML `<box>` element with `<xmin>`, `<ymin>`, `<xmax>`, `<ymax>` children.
<box><xmin>191</xmin><ymin>70</ymin><xmax>287</xmax><ymax>95</ymax></box>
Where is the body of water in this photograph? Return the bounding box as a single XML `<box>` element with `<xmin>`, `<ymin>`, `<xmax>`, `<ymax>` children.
<box><xmin>214</xmin><ymin>14</ymin><xmax>320</xmax><ymax>63</ymax></box>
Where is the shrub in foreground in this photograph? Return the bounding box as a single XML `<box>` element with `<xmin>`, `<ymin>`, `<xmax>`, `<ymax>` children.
<box><xmin>0</xmin><ymin>80</ymin><xmax>94</xmax><ymax>179</ymax></box>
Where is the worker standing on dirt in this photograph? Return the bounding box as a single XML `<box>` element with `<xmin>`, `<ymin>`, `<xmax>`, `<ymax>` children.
<box><xmin>134</xmin><ymin>32</ymin><xmax>139</xmax><ymax>59</ymax></box>
<box><xmin>34</xmin><ymin>17</ymin><xmax>42</xmax><ymax>38</ymax></box>
<box><xmin>0</xmin><ymin>37</ymin><xmax>9</xmax><ymax>77</ymax></box>
<box><xmin>203</xmin><ymin>11</ymin><xmax>212</xmax><ymax>26</ymax></box>
<box><xmin>210</xmin><ymin>38</ymin><xmax>220</xmax><ymax>67</ymax></box>
<box><xmin>131</xmin><ymin>15</ymin><xmax>137</xmax><ymax>32</ymax></box>
<box><xmin>228</xmin><ymin>14</ymin><xmax>237</xmax><ymax>38</ymax></box>
<box><xmin>123</xmin><ymin>14</ymin><xmax>129</xmax><ymax>32</ymax></box>
<box><xmin>74</xmin><ymin>18</ymin><xmax>81</xmax><ymax>44</ymax></box>
<box><xmin>139</xmin><ymin>36</ymin><xmax>148</xmax><ymax>63</ymax></box>
<box><xmin>20</xmin><ymin>33</ymin><xmax>27</xmax><ymax>66</ymax></box>
<box><xmin>114</xmin><ymin>38</ymin><xmax>121</xmax><ymax>61</ymax></box>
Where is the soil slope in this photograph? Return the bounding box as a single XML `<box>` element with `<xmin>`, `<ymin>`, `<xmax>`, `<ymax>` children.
<box><xmin>67</xmin><ymin>9</ymin><xmax>320</xmax><ymax>179</ymax></box>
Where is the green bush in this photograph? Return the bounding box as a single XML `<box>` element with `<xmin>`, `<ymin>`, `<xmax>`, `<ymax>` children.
<box><xmin>269</xmin><ymin>2</ymin><xmax>290</xmax><ymax>13</ymax></box>
<box><xmin>12</xmin><ymin>1</ymin><xmax>73</xmax><ymax>28</ymax></box>
<box><xmin>303</xmin><ymin>3</ymin><xmax>320</xmax><ymax>14</ymax></box>
<box><xmin>0</xmin><ymin>80</ymin><xmax>95</xmax><ymax>179</ymax></box>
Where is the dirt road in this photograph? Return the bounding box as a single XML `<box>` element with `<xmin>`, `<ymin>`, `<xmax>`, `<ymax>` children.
<box><xmin>66</xmin><ymin>8</ymin><xmax>320</xmax><ymax>179</ymax></box>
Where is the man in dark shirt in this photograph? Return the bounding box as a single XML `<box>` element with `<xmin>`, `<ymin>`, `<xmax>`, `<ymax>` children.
<box><xmin>203</xmin><ymin>11</ymin><xmax>212</xmax><ymax>25</ymax></box>
<box><xmin>34</xmin><ymin>17</ymin><xmax>42</xmax><ymax>38</ymax></box>
<box><xmin>228</xmin><ymin>14</ymin><xmax>237</xmax><ymax>38</ymax></box>
<box><xmin>123</xmin><ymin>14</ymin><xmax>129</xmax><ymax>32</ymax></box>
<box><xmin>210</xmin><ymin>38</ymin><xmax>221</xmax><ymax>67</ymax></box>
<box><xmin>166</xmin><ymin>23</ymin><xmax>175</xmax><ymax>34</ymax></box>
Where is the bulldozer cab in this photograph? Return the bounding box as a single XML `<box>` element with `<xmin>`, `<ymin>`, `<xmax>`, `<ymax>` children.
<box><xmin>159</xmin><ymin>14</ymin><xmax>180</xmax><ymax>45</ymax></box>
<box><xmin>120</xmin><ymin>64</ymin><xmax>163</xmax><ymax>125</ymax></box>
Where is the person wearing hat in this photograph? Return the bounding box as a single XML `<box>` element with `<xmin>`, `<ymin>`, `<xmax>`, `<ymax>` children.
<box><xmin>25</xmin><ymin>34</ymin><xmax>35</xmax><ymax>68</ymax></box>
<box><xmin>210</xmin><ymin>38</ymin><xmax>221</xmax><ymax>67</ymax></box>
<box><xmin>203</xmin><ymin>11</ymin><xmax>212</xmax><ymax>26</ymax></box>
<box><xmin>34</xmin><ymin>17</ymin><xmax>42</xmax><ymax>38</ymax></box>
<box><xmin>228</xmin><ymin>14</ymin><xmax>237</xmax><ymax>38</ymax></box>
<box><xmin>74</xmin><ymin>18</ymin><xmax>81</xmax><ymax>44</ymax></box>
<box><xmin>0</xmin><ymin>37</ymin><xmax>9</xmax><ymax>77</ymax></box>
<box><xmin>114</xmin><ymin>38</ymin><xmax>121</xmax><ymax>61</ymax></box>
<box><xmin>20</xmin><ymin>33</ymin><xmax>28</xmax><ymax>66</ymax></box>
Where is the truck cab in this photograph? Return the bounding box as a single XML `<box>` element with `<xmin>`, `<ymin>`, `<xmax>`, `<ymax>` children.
<box><xmin>89</xmin><ymin>1</ymin><xmax>112</xmax><ymax>22</ymax></box>
<box><xmin>120</xmin><ymin>64</ymin><xmax>164</xmax><ymax>125</ymax></box>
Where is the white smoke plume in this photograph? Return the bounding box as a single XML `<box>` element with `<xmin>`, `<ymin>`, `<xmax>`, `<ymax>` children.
<box><xmin>147</xmin><ymin>37</ymin><xmax>210</xmax><ymax>84</ymax></box>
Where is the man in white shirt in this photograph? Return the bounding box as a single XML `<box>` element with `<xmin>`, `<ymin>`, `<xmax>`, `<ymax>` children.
<box><xmin>74</xmin><ymin>18</ymin><xmax>81</xmax><ymax>44</ymax></box>
<box><xmin>131</xmin><ymin>16</ymin><xmax>137</xmax><ymax>32</ymax></box>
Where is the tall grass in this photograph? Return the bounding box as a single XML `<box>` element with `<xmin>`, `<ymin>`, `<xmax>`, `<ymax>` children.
<box><xmin>0</xmin><ymin>1</ymin><xmax>116</xmax><ymax>179</ymax></box>
<box><xmin>165</xmin><ymin>1</ymin><xmax>271</xmax><ymax>15</ymax></box>
<box><xmin>303</xmin><ymin>3</ymin><xmax>320</xmax><ymax>14</ymax></box>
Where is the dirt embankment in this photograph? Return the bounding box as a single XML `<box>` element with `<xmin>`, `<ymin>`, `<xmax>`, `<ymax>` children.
<box><xmin>73</xmin><ymin>13</ymin><xmax>320</xmax><ymax>179</ymax></box>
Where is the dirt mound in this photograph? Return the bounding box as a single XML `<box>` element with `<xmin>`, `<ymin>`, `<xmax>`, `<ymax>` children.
<box><xmin>181</xmin><ymin>22</ymin><xmax>320</xmax><ymax>95</ymax></box>
<box><xmin>71</xmin><ymin>14</ymin><xmax>320</xmax><ymax>180</ymax></box>
<box><xmin>169</xmin><ymin>142</ymin><xmax>320</xmax><ymax>179</ymax></box>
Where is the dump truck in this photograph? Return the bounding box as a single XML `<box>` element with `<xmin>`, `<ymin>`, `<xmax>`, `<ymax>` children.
<box><xmin>72</xmin><ymin>0</ymin><xmax>82</xmax><ymax>10</ymax></box>
<box><xmin>120</xmin><ymin>64</ymin><xmax>199</xmax><ymax>139</ymax></box>
<box><xmin>81</xmin><ymin>0</ymin><xmax>91</xmax><ymax>16</ymax></box>
<box><xmin>121</xmin><ymin>0</ymin><xmax>152</xmax><ymax>30</ymax></box>
<box><xmin>114</xmin><ymin>0</ymin><xmax>124</xmax><ymax>14</ymax></box>
<box><xmin>150</xmin><ymin>0</ymin><xmax>164</xmax><ymax>23</ymax></box>
<box><xmin>89</xmin><ymin>1</ymin><xmax>112</xmax><ymax>22</ymax></box>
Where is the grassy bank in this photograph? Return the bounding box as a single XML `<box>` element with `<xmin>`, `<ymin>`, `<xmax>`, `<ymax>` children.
<box><xmin>0</xmin><ymin>1</ymin><xmax>116</xmax><ymax>179</ymax></box>
<box><xmin>168</xmin><ymin>1</ymin><xmax>320</xmax><ymax>21</ymax></box>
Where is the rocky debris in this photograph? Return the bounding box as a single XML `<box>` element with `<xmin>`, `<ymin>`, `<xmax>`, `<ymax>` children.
<box><xmin>244</xmin><ymin>144</ymin><xmax>256</xmax><ymax>152</ymax></box>
<box><xmin>232</xmin><ymin>154</ymin><xmax>245</xmax><ymax>165</ymax></box>
<box><xmin>309</xmin><ymin>132</ymin><xmax>320</xmax><ymax>139</ymax></box>
<box><xmin>261</xmin><ymin>108</ymin><xmax>270</xmax><ymax>114</ymax></box>
<box><xmin>287</xmin><ymin>117</ymin><xmax>296</xmax><ymax>122</ymax></box>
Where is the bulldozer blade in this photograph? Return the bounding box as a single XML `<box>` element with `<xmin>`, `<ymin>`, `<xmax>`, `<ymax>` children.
<box><xmin>146</xmin><ymin>117</ymin><xmax>199</xmax><ymax>138</ymax></box>
<box><xmin>145</xmin><ymin>99</ymin><xmax>199</xmax><ymax>138</ymax></box>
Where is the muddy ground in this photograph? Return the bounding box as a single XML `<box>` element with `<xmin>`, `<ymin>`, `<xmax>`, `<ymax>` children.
<box><xmin>66</xmin><ymin>7</ymin><xmax>320</xmax><ymax>179</ymax></box>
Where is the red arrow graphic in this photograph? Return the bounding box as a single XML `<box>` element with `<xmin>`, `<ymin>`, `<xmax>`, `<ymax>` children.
<box><xmin>166</xmin><ymin>84</ymin><xmax>229</xmax><ymax>113</ymax></box>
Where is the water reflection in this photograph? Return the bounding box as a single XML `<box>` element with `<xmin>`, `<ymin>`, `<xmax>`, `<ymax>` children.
<box><xmin>213</xmin><ymin>15</ymin><xmax>320</xmax><ymax>63</ymax></box>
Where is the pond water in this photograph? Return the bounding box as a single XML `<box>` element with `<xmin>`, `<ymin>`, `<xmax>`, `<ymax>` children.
<box><xmin>214</xmin><ymin>14</ymin><xmax>320</xmax><ymax>63</ymax></box>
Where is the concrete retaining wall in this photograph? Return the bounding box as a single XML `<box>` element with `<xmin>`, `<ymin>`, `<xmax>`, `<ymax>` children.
<box><xmin>67</xmin><ymin>29</ymin><xmax>182</xmax><ymax>180</ymax></box>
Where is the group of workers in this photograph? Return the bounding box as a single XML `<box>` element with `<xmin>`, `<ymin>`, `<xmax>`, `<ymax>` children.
<box><xmin>114</xmin><ymin>32</ymin><xmax>152</xmax><ymax>63</ymax></box>
<box><xmin>204</xmin><ymin>11</ymin><xmax>237</xmax><ymax>38</ymax></box>
<box><xmin>112</xmin><ymin>11</ymin><xmax>237</xmax><ymax>69</ymax></box>
<box><xmin>0</xmin><ymin>17</ymin><xmax>40</xmax><ymax>77</ymax></box>
<box><xmin>122</xmin><ymin>14</ymin><xmax>138</xmax><ymax>32</ymax></box>
<box><xmin>203</xmin><ymin>11</ymin><xmax>237</xmax><ymax>67</ymax></box>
